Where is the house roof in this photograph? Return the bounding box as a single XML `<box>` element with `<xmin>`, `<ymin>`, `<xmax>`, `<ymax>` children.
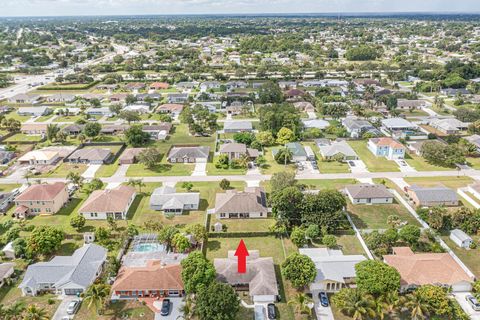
<box><xmin>112</xmin><ymin>260</ymin><xmax>183</xmax><ymax>292</ymax></box>
<box><xmin>18</xmin><ymin>106</ymin><xmax>49</xmax><ymax>114</ymax></box>
<box><xmin>345</xmin><ymin>183</ymin><xmax>393</xmax><ymax>199</ymax></box>
<box><xmin>319</xmin><ymin>140</ymin><xmax>357</xmax><ymax>158</ymax></box>
<box><xmin>21</xmin><ymin>123</ymin><xmax>48</xmax><ymax>131</ymax></box>
<box><xmin>381</xmin><ymin>118</ymin><xmax>417</xmax><ymax>130</ymax></box>
<box><xmin>369</xmin><ymin>137</ymin><xmax>406</xmax><ymax>150</ymax></box>
<box><xmin>79</xmin><ymin>185</ymin><xmax>136</xmax><ymax>214</ymax></box>
<box><xmin>142</xmin><ymin>123</ymin><xmax>172</xmax><ymax>132</ymax></box>
<box><xmin>408</xmin><ymin>185</ymin><xmax>458</xmax><ymax>203</ymax></box>
<box><xmin>272</xmin><ymin>142</ymin><xmax>307</xmax><ymax>158</ymax></box>
<box><xmin>215</xmin><ymin>187</ymin><xmax>268</xmax><ymax>214</ymax></box>
<box><xmin>67</xmin><ymin>148</ymin><xmax>112</xmax><ymax>162</ymax></box>
<box><xmin>150</xmin><ymin>82</ymin><xmax>169</xmax><ymax>89</ymax></box>
<box><xmin>397</xmin><ymin>99</ymin><xmax>427</xmax><ymax>108</ymax></box>
<box><xmin>219</xmin><ymin>143</ymin><xmax>247</xmax><ymax>154</ymax></box>
<box><xmin>223</xmin><ymin>121</ymin><xmax>252</xmax><ymax>131</ymax></box>
<box><xmin>167</xmin><ymin>146</ymin><xmax>210</xmax><ymax>160</ymax></box>
<box><xmin>157</xmin><ymin>104</ymin><xmax>184</xmax><ymax>112</ymax></box>
<box><xmin>16</xmin><ymin>182</ymin><xmax>66</xmax><ymax>201</ymax></box>
<box><xmin>299</xmin><ymin>248</ymin><xmax>366</xmax><ymax>283</ymax></box>
<box><xmin>19</xmin><ymin>244</ymin><xmax>107</xmax><ymax>291</ymax></box>
<box><xmin>450</xmin><ymin>229</ymin><xmax>472</xmax><ymax>243</ymax></box>
<box><xmin>119</xmin><ymin>148</ymin><xmax>146</xmax><ymax>162</ymax></box>
<box><xmin>384</xmin><ymin>247</ymin><xmax>473</xmax><ymax>286</ymax></box>
<box><xmin>150</xmin><ymin>187</ymin><xmax>200</xmax><ymax>208</ymax></box>
<box><xmin>0</xmin><ymin>263</ymin><xmax>14</xmax><ymax>280</ymax></box>
<box><xmin>18</xmin><ymin>150</ymin><xmax>59</xmax><ymax>162</ymax></box>
<box><xmin>342</xmin><ymin>117</ymin><xmax>374</xmax><ymax>131</ymax></box>
<box><xmin>214</xmin><ymin>251</ymin><xmax>278</xmax><ymax>297</ymax></box>
<box><xmin>303</xmin><ymin>119</ymin><xmax>330</xmax><ymax>129</ymax></box>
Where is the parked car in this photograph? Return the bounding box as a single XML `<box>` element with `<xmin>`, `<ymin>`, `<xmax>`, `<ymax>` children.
<box><xmin>160</xmin><ymin>299</ymin><xmax>171</xmax><ymax>316</ymax></box>
<box><xmin>267</xmin><ymin>303</ymin><xmax>276</xmax><ymax>319</ymax></box>
<box><xmin>466</xmin><ymin>295</ymin><xmax>480</xmax><ymax>311</ymax></box>
<box><xmin>319</xmin><ymin>292</ymin><xmax>329</xmax><ymax>307</ymax></box>
<box><xmin>349</xmin><ymin>161</ymin><xmax>355</xmax><ymax>167</ymax></box>
<box><xmin>66</xmin><ymin>300</ymin><xmax>81</xmax><ymax>315</ymax></box>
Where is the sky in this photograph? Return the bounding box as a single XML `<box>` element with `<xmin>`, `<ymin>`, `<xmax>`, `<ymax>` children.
<box><xmin>1</xmin><ymin>0</ymin><xmax>480</xmax><ymax>17</ymax></box>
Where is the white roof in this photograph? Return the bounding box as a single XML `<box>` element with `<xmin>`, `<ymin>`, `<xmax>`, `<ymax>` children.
<box><xmin>18</xmin><ymin>150</ymin><xmax>59</xmax><ymax>162</ymax></box>
<box><xmin>299</xmin><ymin>248</ymin><xmax>366</xmax><ymax>283</ymax></box>
<box><xmin>381</xmin><ymin>117</ymin><xmax>417</xmax><ymax>129</ymax></box>
<box><xmin>450</xmin><ymin>229</ymin><xmax>472</xmax><ymax>242</ymax></box>
<box><xmin>302</xmin><ymin>119</ymin><xmax>330</xmax><ymax>129</ymax></box>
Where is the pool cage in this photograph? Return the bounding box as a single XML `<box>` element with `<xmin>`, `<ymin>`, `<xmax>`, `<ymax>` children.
<box><xmin>132</xmin><ymin>233</ymin><xmax>159</xmax><ymax>246</ymax></box>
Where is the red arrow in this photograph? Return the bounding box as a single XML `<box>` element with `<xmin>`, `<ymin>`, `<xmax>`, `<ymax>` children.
<box><xmin>234</xmin><ymin>239</ymin><xmax>249</xmax><ymax>273</ymax></box>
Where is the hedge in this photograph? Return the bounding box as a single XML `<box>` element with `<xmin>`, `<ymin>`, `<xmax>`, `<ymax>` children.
<box><xmin>208</xmin><ymin>231</ymin><xmax>277</xmax><ymax>238</ymax></box>
<box><xmin>38</xmin><ymin>80</ymin><xmax>100</xmax><ymax>91</ymax></box>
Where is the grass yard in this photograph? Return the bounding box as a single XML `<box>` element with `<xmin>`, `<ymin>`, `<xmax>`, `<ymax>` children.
<box><xmin>404</xmin><ymin>153</ymin><xmax>451</xmax><ymax>171</ymax></box>
<box><xmin>0</xmin><ymin>285</ymin><xmax>59</xmax><ymax>319</ymax></box>
<box><xmin>467</xmin><ymin>157</ymin><xmax>480</xmax><ymax>170</ymax></box>
<box><xmin>76</xmin><ymin>300</ymin><xmax>154</xmax><ymax>320</ymax></box>
<box><xmin>347</xmin><ymin>201</ymin><xmax>420</xmax><ymax>230</ymax></box>
<box><xmin>6</xmin><ymin>112</ymin><xmax>31</xmax><ymax>122</ymax></box>
<box><xmin>53</xmin><ymin>115</ymin><xmax>83</xmax><ymax>123</ymax></box>
<box><xmin>206</xmin><ymin>162</ymin><xmax>247</xmax><ymax>176</ymax></box>
<box><xmin>126</xmin><ymin>162</ymin><xmax>194</xmax><ymax>177</ymax></box>
<box><xmin>4</xmin><ymin>133</ymin><xmax>43</xmax><ymax>142</ymax></box>
<box><xmin>298</xmin><ymin>179</ymin><xmax>357</xmax><ymax>191</ymax></box>
<box><xmin>95</xmin><ymin>160</ymin><xmax>120</xmax><ymax>178</ymax></box>
<box><xmin>442</xmin><ymin>235</ymin><xmax>480</xmax><ymax>278</ymax></box>
<box><xmin>347</xmin><ymin>141</ymin><xmax>400</xmax><ymax>172</ymax></box>
<box><xmin>318</xmin><ymin>160</ymin><xmax>350</xmax><ymax>173</ymax></box>
<box><xmin>34</xmin><ymin>114</ymin><xmax>55</xmax><ymax>122</ymax></box>
<box><xmin>38</xmin><ymin>163</ymin><xmax>87</xmax><ymax>178</ymax></box>
<box><xmin>260</xmin><ymin>146</ymin><xmax>296</xmax><ymax>175</ymax></box>
<box><xmin>213</xmin><ymin>217</ymin><xmax>275</xmax><ymax>233</ymax></box>
<box><xmin>404</xmin><ymin>176</ymin><xmax>473</xmax><ymax>189</ymax></box>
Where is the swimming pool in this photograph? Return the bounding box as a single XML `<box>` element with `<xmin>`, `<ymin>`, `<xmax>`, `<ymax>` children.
<box><xmin>133</xmin><ymin>243</ymin><xmax>164</xmax><ymax>252</ymax></box>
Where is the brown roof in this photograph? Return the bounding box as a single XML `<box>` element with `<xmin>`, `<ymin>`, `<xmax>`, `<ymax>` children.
<box><xmin>68</xmin><ymin>148</ymin><xmax>112</xmax><ymax>162</ymax></box>
<box><xmin>150</xmin><ymin>82</ymin><xmax>169</xmax><ymax>89</ymax></box>
<box><xmin>215</xmin><ymin>187</ymin><xmax>268</xmax><ymax>214</ymax></box>
<box><xmin>112</xmin><ymin>260</ymin><xmax>183</xmax><ymax>292</ymax></box>
<box><xmin>384</xmin><ymin>247</ymin><xmax>473</xmax><ymax>287</ymax></box>
<box><xmin>157</xmin><ymin>104</ymin><xmax>184</xmax><ymax>112</ymax></box>
<box><xmin>370</xmin><ymin>137</ymin><xmax>405</xmax><ymax>149</ymax></box>
<box><xmin>119</xmin><ymin>148</ymin><xmax>146</xmax><ymax>162</ymax></box>
<box><xmin>79</xmin><ymin>185</ymin><xmax>136</xmax><ymax>213</ymax></box>
<box><xmin>16</xmin><ymin>182</ymin><xmax>66</xmax><ymax>201</ymax></box>
<box><xmin>219</xmin><ymin>143</ymin><xmax>247</xmax><ymax>154</ymax></box>
<box><xmin>21</xmin><ymin>123</ymin><xmax>48</xmax><ymax>131</ymax></box>
<box><xmin>142</xmin><ymin>123</ymin><xmax>172</xmax><ymax>132</ymax></box>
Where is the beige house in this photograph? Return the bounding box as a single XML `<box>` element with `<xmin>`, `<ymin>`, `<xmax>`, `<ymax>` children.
<box><xmin>14</xmin><ymin>182</ymin><xmax>69</xmax><ymax>218</ymax></box>
<box><xmin>218</xmin><ymin>143</ymin><xmax>259</xmax><ymax>161</ymax></box>
<box><xmin>406</xmin><ymin>185</ymin><xmax>458</xmax><ymax>207</ymax></box>
<box><xmin>78</xmin><ymin>185</ymin><xmax>136</xmax><ymax>220</ymax></box>
<box><xmin>214</xmin><ymin>187</ymin><xmax>268</xmax><ymax>219</ymax></box>
<box><xmin>20</xmin><ymin>123</ymin><xmax>48</xmax><ymax>135</ymax></box>
<box><xmin>18</xmin><ymin>150</ymin><xmax>60</xmax><ymax>165</ymax></box>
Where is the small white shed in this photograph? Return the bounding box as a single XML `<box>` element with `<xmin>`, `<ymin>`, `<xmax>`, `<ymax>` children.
<box><xmin>2</xmin><ymin>241</ymin><xmax>15</xmax><ymax>259</ymax></box>
<box><xmin>450</xmin><ymin>229</ymin><xmax>473</xmax><ymax>249</ymax></box>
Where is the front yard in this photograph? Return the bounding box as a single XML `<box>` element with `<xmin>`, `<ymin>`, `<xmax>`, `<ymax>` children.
<box><xmin>404</xmin><ymin>176</ymin><xmax>473</xmax><ymax>189</ymax></box>
<box><xmin>347</xmin><ymin>140</ymin><xmax>400</xmax><ymax>172</ymax></box>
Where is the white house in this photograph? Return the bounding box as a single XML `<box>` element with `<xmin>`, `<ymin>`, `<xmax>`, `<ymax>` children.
<box><xmin>344</xmin><ymin>184</ymin><xmax>394</xmax><ymax>205</ymax></box>
<box><xmin>2</xmin><ymin>241</ymin><xmax>15</xmax><ymax>259</ymax></box>
<box><xmin>78</xmin><ymin>185</ymin><xmax>137</xmax><ymax>220</ymax></box>
<box><xmin>299</xmin><ymin>248</ymin><xmax>366</xmax><ymax>293</ymax></box>
<box><xmin>450</xmin><ymin>229</ymin><xmax>473</xmax><ymax>249</ymax></box>
<box><xmin>149</xmin><ymin>186</ymin><xmax>200</xmax><ymax>214</ymax></box>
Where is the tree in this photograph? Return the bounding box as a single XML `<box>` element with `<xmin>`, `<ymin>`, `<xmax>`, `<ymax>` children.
<box><xmin>83</xmin><ymin>178</ymin><xmax>104</xmax><ymax>194</ymax></box>
<box><xmin>27</xmin><ymin>226</ymin><xmax>64</xmax><ymax>257</ymax></box>
<box><xmin>46</xmin><ymin>124</ymin><xmax>60</xmax><ymax>142</ymax></box>
<box><xmin>270</xmin><ymin>172</ymin><xmax>296</xmax><ymax>193</ymax></box>
<box><xmin>181</xmin><ymin>251</ymin><xmax>216</xmax><ymax>294</ymax></box>
<box><xmin>290</xmin><ymin>227</ymin><xmax>306</xmax><ymax>247</ymax></box>
<box><xmin>138</xmin><ymin>147</ymin><xmax>162</xmax><ymax>169</ymax></box>
<box><xmin>83</xmin><ymin>122</ymin><xmax>101</xmax><ymax>138</ymax></box>
<box><xmin>288</xmin><ymin>293</ymin><xmax>314</xmax><ymax>316</ymax></box>
<box><xmin>185</xmin><ymin>224</ymin><xmax>207</xmax><ymax>243</ymax></box>
<box><xmin>271</xmin><ymin>186</ymin><xmax>304</xmax><ymax>226</ymax></box>
<box><xmin>119</xmin><ymin>110</ymin><xmax>141</xmax><ymax>124</ymax></box>
<box><xmin>274</xmin><ymin>147</ymin><xmax>292</xmax><ymax>165</ymax></box>
<box><xmin>255</xmin><ymin>131</ymin><xmax>275</xmax><ymax>146</ymax></box>
<box><xmin>82</xmin><ymin>283</ymin><xmax>111</xmax><ymax>315</ymax></box>
<box><xmin>158</xmin><ymin>225</ymin><xmax>179</xmax><ymax>250</ymax></box>
<box><xmin>181</xmin><ymin>182</ymin><xmax>193</xmax><ymax>191</ymax></box>
<box><xmin>219</xmin><ymin>178</ymin><xmax>230</xmax><ymax>190</ymax></box>
<box><xmin>258</xmin><ymin>81</ymin><xmax>284</xmax><ymax>104</ymax></box>
<box><xmin>332</xmin><ymin>288</ymin><xmax>376</xmax><ymax>320</ymax></box>
<box><xmin>67</xmin><ymin>171</ymin><xmax>84</xmax><ymax>188</ymax></box>
<box><xmin>404</xmin><ymin>290</ymin><xmax>430</xmax><ymax>320</ymax></box>
<box><xmin>322</xmin><ymin>234</ymin><xmax>337</xmax><ymax>248</ymax></box>
<box><xmin>415</xmin><ymin>285</ymin><xmax>452</xmax><ymax>317</ymax></box>
<box><xmin>233</xmin><ymin>132</ymin><xmax>255</xmax><ymax>146</ymax></box>
<box><xmin>172</xmin><ymin>233</ymin><xmax>190</xmax><ymax>253</ymax></box>
<box><xmin>305</xmin><ymin>224</ymin><xmax>321</xmax><ymax>240</ymax></box>
<box><xmin>276</xmin><ymin>127</ymin><xmax>295</xmax><ymax>144</ymax></box>
<box><xmin>127</xmin><ymin>178</ymin><xmax>146</xmax><ymax>193</ymax></box>
<box><xmin>70</xmin><ymin>214</ymin><xmax>86</xmax><ymax>231</ymax></box>
<box><xmin>195</xmin><ymin>281</ymin><xmax>239</xmax><ymax>320</ymax></box>
<box><xmin>355</xmin><ymin>260</ymin><xmax>401</xmax><ymax>296</ymax></box>
<box><xmin>345</xmin><ymin>46</ymin><xmax>381</xmax><ymax>61</ymax></box>
<box><xmin>258</xmin><ymin>103</ymin><xmax>302</xmax><ymax>136</ymax></box>
<box><xmin>125</xmin><ymin>124</ymin><xmax>150</xmax><ymax>147</ymax></box>
<box><xmin>281</xmin><ymin>253</ymin><xmax>316</xmax><ymax>288</ymax></box>
<box><xmin>300</xmin><ymin>190</ymin><xmax>347</xmax><ymax>230</ymax></box>
<box><xmin>23</xmin><ymin>304</ymin><xmax>48</xmax><ymax>320</ymax></box>
<box><xmin>421</xmin><ymin>140</ymin><xmax>465</xmax><ymax>168</ymax></box>
<box><xmin>398</xmin><ymin>225</ymin><xmax>421</xmax><ymax>246</ymax></box>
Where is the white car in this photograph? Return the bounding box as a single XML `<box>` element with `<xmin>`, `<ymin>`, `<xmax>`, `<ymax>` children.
<box><xmin>466</xmin><ymin>295</ymin><xmax>480</xmax><ymax>311</ymax></box>
<box><xmin>66</xmin><ymin>299</ymin><xmax>81</xmax><ymax>315</ymax></box>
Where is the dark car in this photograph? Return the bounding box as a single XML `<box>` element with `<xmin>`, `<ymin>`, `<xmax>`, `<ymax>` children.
<box><xmin>160</xmin><ymin>299</ymin><xmax>171</xmax><ymax>316</ymax></box>
<box><xmin>319</xmin><ymin>292</ymin><xmax>329</xmax><ymax>307</ymax></box>
<box><xmin>267</xmin><ymin>303</ymin><xmax>276</xmax><ymax>319</ymax></box>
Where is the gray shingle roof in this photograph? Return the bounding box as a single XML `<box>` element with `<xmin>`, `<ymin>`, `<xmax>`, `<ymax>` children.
<box><xmin>409</xmin><ymin>185</ymin><xmax>458</xmax><ymax>203</ymax></box>
<box><xmin>149</xmin><ymin>186</ymin><xmax>200</xmax><ymax>209</ymax></box>
<box><xmin>319</xmin><ymin>140</ymin><xmax>357</xmax><ymax>158</ymax></box>
<box><xmin>345</xmin><ymin>184</ymin><xmax>393</xmax><ymax>199</ymax></box>
<box><xmin>167</xmin><ymin>146</ymin><xmax>210</xmax><ymax>160</ymax></box>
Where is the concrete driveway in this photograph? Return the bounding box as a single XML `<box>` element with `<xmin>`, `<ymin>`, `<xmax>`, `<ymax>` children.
<box><xmin>453</xmin><ymin>292</ymin><xmax>480</xmax><ymax>320</ymax></box>
<box><xmin>312</xmin><ymin>292</ymin><xmax>334</xmax><ymax>320</ymax></box>
<box><xmin>52</xmin><ymin>296</ymin><xmax>79</xmax><ymax>320</ymax></box>
<box><xmin>394</xmin><ymin>159</ymin><xmax>416</xmax><ymax>172</ymax></box>
<box><xmin>348</xmin><ymin>160</ymin><xmax>369</xmax><ymax>173</ymax></box>
<box><xmin>192</xmin><ymin>162</ymin><xmax>207</xmax><ymax>176</ymax></box>
<box><xmin>154</xmin><ymin>298</ymin><xmax>185</xmax><ymax>320</ymax></box>
<box><xmin>82</xmin><ymin>164</ymin><xmax>101</xmax><ymax>179</ymax></box>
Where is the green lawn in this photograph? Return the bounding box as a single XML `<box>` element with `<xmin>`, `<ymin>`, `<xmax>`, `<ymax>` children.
<box><xmin>0</xmin><ymin>285</ymin><xmax>59</xmax><ymax>319</ymax></box>
<box><xmin>206</xmin><ymin>161</ymin><xmax>247</xmax><ymax>176</ymax></box>
<box><xmin>260</xmin><ymin>146</ymin><xmax>297</xmax><ymax>175</ymax></box>
<box><xmin>6</xmin><ymin>112</ymin><xmax>31</xmax><ymax>122</ymax></box>
<box><xmin>34</xmin><ymin>114</ymin><xmax>55</xmax><ymax>122</ymax></box>
<box><xmin>4</xmin><ymin>133</ymin><xmax>43</xmax><ymax>142</ymax></box>
<box><xmin>53</xmin><ymin>115</ymin><xmax>83</xmax><ymax>123</ymax></box>
<box><xmin>347</xmin><ymin>141</ymin><xmax>400</xmax><ymax>172</ymax></box>
<box><xmin>213</xmin><ymin>217</ymin><xmax>275</xmax><ymax>232</ymax></box>
<box><xmin>442</xmin><ymin>235</ymin><xmax>480</xmax><ymax>278</ymax></box>
<box><xmin>37</xmin><ymin>163</ymin><xmax>87</xmax><ymax>178</ymax></box>
<box><xmin>404</xmin><ymin>153</ymin><xmax>451</xmax><ymax>171</ymax></box>
<box><xmin>297</xmin><ymin>179</ymin><xmax>357</xmax><ymax>191</ymax></box>
<box><xmin>318</xmin><ymin>160</ymin><xmax>350</xmax><ymax>173</ymax></box>
<box><xmin>404</xmin><ymin>176</ymin><xmax>473</xmax><ymax>189</ymax></box>
<box><xmin>467</xmin><ymin>157</ymin><xmax>480</xmax><ymax>170</ymax></box>
<box><xmin>347</xmin><ymin>201</ymin><xmax>420</xmax><ymax>230</ymax></box>
<box><xmin>76</xmin><ymin>300</ymin><xmax>154</xmax><ymax>320</ymax></box>
<box><xmin>126</xmin><ymin>163</ymin><xmax>194</xmax><ymax>177</ymax></box>
<box><xmin>95</xmin><ymin>159</ymin><xmax>120</xmax><ymax>178</ymax></box>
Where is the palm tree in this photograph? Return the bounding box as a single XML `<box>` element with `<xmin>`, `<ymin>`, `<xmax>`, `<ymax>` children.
<box><xmin>375</xmin><ymin>292</ymin><xmax>401</xmax><ymax>320</ymax></box>
<box><xmin>67</xmin><ymin>171</ymin><xmax>84</xmax><ymax>189</ymax></box>
<box><xmin>288</xmin><ymin>293</ymin><xmax>314</xmax><ymax>316</ymax></box>
<box><xmin>46</xmin><ymin>124</ymin><xmax>60</xmax><ymax>142</ymax></box>
<box><xmin>127</xmin><ymin>178</ymin><xmax>146</xmax><ymax>193</ymax></box>
<box><xmin>405</xmin><ymin>291</ymin><xmax>429</xmax><ymax>320</ymax></box>
<box><xmin>338</xmin><ymin>290</ymin><xmax>376</xmax><ymax>320</ymax></box>
<box><xmin>23</xmin><ymin>305</ymin><xmax>48</xmax><ymax>320</ymax></box>
<box><xmin>6</xmin><ymin>301</ymin><xmax>25</xmax><ymax>320</ymax></box>
<box><xmin>82</xmin><ymin>283</ymin><xmax>111</xmax><ymax>315</ymax></box>
<box><xmin>180</xmin><ymin>296</ymin><xmax>195</xmax><ymax>319</ymax></box>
